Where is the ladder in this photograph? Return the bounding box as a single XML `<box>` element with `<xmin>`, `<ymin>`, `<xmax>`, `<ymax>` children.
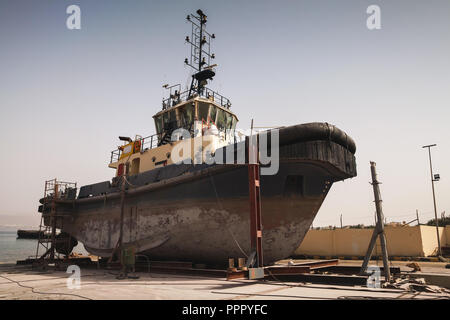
<box><xmin>35</xmin><ymin>179</ymin><xmax>77</xmax><ymax>263</ymax></box>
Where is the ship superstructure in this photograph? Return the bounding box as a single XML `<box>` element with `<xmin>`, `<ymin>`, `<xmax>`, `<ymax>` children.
<box><xmin>109</xmin><ymin>10</ymin><xmax>238</xmax><ymax>177</ymax></box>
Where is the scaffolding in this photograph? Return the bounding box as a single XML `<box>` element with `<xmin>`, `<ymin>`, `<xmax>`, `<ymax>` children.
<box><xmin>35</xmin><ymin>179</ymin><xmax>77</xmax><ymax>263</ymax></box>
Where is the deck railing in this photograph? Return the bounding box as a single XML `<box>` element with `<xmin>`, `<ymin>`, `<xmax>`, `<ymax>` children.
<box><xmin>162</xmin><ymin>87</ymin><xmax>231</xmax><ymax>110</ymax></box>
<box><xmin>110</xmin><ymin>133</ymin><xmax>159</xmax><ymax>164</ymax></box>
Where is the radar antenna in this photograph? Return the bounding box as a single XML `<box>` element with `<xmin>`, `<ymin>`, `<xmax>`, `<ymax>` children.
<box><xmin>184</xmin><ymin>9</ymin><xmax>216</xmax><ymax>97</ymax></box>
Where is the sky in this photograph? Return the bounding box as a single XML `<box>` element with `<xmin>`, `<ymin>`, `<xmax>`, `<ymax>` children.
<box><xmin>0</xmin><ymin>0</ymin><xmax>449</xmax><ymax>228</ymax></box>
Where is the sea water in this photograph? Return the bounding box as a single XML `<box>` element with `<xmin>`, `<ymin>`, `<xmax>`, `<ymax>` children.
<box><xmin>0</xmin><ymin>230</ymin><xmax>87</xmax><ymax>263</ymax></box>
<box><xmin>0</xmin><ymin>230</ymin><xmax>38</xmax><ymax>263</ymax></box>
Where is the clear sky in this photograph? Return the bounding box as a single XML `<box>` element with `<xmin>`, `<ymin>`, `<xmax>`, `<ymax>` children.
<box><xmin>0</xmin><ymin>0</ymin><xmax>449</xmax><ymax>228</ymax></box>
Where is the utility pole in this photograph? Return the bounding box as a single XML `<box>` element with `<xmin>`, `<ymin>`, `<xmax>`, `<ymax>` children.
<box><xmin>416</xmin><ymin>209</ymin><xmax>420</xmax><ymax>226</ymax></box>
<box><xmin>248</xmin><ymin>119</ymin><xmax>263</xmax><ymax>268</ymax></box>
<box><xmin>422</xmin><ymin>144</ymin><xmax>442</xmax><ymax>257</ymax></box>
<box><xmin>360</xmin><ymin>162</ymin><xmax>390</xmax><ymax>282</ymax></box>
<box><xmin>340</xmin><ymin>214</ymin><xmax>343</xmax><ymax>228</ymax></box>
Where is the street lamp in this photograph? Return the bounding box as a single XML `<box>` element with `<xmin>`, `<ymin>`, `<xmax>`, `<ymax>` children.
<box><xmin>422</xmin><ymin>144</ymin><xmax>441</xmax><ymax>257</ymax></box>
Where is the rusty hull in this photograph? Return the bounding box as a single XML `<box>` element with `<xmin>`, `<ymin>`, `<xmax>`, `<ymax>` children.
<box><xmin>40</xmin><ymin>123</ymin><xmax>357</xmax><ymax>266</ymax></box>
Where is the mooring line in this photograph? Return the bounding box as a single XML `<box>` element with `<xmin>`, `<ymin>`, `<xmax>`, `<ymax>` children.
<box><xmin>208</xmin><ymin>172</ymin><xmax>249</xmax><ymax>258</ymax></box>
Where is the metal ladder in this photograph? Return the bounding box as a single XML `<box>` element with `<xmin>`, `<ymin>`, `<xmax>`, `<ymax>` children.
<box><xmin>35</xmin><ymin>179</ymin><xmax>77</xmax><ymax>263</ymax></box>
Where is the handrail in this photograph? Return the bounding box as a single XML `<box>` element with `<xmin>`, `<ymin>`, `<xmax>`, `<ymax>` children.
<box><xmin>162</xmin><ymin>86</ymin><xmax>231</xmax><ymax>110</ymax></box>
<box><xmin>110</xmin><ymin>133</ymin><xmax>159</xmax><ymax>164</ymax></box>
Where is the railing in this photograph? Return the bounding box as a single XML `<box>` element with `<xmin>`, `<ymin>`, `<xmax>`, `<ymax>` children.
<box><xmin>43</xmin><ymin>179</ymin><xmax>77</xmax><ymax>201</ymax></box>
<box><xmin>110</xmin><ymin>133</ymin><xmax>159</xmax><ymax>164</ymax></box>
<box><xmin>162</xmin><ymin>86</ymin><xmax>231</xmax><ymax>110</ymax></box>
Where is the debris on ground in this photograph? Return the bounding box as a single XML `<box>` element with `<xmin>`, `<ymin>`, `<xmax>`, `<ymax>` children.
<box><xmin>384</xmin><ymin>276</ymin><xmax>450</xmax><ymax>294</ymax></box>
<box><xmin>406</xmin><ymin>262</ymin><xmax>421</xmax><ymax>272</ymax></box>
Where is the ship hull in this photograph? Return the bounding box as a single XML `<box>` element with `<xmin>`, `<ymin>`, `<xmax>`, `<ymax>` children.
<box><xmin>41</xmin><ymin>123</ymin><xmax>357</xmax><ymax>266</ymax></box>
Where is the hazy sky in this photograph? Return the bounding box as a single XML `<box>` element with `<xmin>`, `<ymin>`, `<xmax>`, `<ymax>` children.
<box><xmin>0</xmin><ymin>0</ymin><xmax>449</xmax><ymax>228</ymax></box>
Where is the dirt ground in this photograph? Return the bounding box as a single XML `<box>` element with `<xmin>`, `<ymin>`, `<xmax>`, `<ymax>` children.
<box><xmin>1</xmin><ymin>260</ymin><xmax>449</xmax><ymax>300</ymax></box>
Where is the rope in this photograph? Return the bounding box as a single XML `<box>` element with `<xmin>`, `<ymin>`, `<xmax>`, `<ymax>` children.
<box><xmin>208</xmin><ymin>173</ymin><xmax>249</xmax><ymax>258</ymax></box>
<box><xmin>123</xmin><ymin>175</ymin><xmax>138</xmax><ymax>188</ymax></box>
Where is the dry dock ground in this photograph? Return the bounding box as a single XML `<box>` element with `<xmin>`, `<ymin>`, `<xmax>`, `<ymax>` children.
<box><xmin>1</xmin><ymin>260</ymin><xmax>449</xmax><ymax>300</ymax></box>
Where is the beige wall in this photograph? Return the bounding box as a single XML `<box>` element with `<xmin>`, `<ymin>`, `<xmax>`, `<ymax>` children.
<box><xmin>385</xmin><ymin>226</ymin><xmax>424</xmax><ymax>256</ymax></box>
<box><xmin>295</xmin><ymin>225</ymin><xmax>446</xmax><ymax>257</ymax></box>
<box><xmin>420</xmin><ymin>225</ymin><xmax>446</xmax><ymax>256</ymax></box>
<box><xmin>445</xmin><ymin>226</ymin><xmax>450</xmax><ymax>246</ymax></box>
<box><xmin>295</xmin><ymin>228</ymin><xmax>373</xmax><ymax>257</ymax></box>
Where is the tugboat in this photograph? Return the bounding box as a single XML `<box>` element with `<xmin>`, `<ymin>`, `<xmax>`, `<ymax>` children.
<box><xmin>38</xmin><ymin>10</ymin><xmax>356</xmax><ymax>266</ymax></box>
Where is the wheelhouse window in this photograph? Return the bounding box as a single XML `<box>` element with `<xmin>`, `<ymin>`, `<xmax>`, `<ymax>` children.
<box><xmin>231</xmin><ymin>116</ymin><xmax>237</xmax><ymax>131</ymax></box>
<box><xmin>154</xmin><ymin>101</ymin><xmax>237</xmax><ymax>140</ymax></box>
<box><xmin>178</xmin><ymin>103</ymin><xmax>194</xmax><ymax>129</ymax></box>
<box><xmin>198</xmin><ymin>102</ymin><xmax>209</xmax><ymax>123</ymax></box>
<box><xmin>162</xmin><ymin>110</ymin><xmax>177</xmax><ymax>130</ymax></box>
<box><xmin>209</xmin><ymin>105</ymin><xmax>217</xmax><ymax>124</ymax></box>
<box><xmin>214</xmin><ymin>107</ymin><xmax>237</xmax><ymax>132</ymax></box>
<box><xmin>225</xmin><ymin>112</ymin><xmax>233</xmax><ymax>130</ymax></box>
<box><xmin>216</xmin><ymin>108</ymin><xmax>226</xmax><ymax>131</ymax></box>
<box><xmin>154</xmin><ymin>115</ymin><xmax>163</xmax><ymax>135</ymax></box>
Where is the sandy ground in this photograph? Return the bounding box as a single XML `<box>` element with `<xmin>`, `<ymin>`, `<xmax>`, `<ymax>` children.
<box><xmin>1</xmin><ymin>260</ymin><xmax>449</xmax><ymax>300</ymax></box>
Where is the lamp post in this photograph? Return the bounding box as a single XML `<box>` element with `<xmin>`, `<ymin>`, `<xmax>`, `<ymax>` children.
<box><xmin>422</xmin><ymin>144</ymin><xmax>441</xmax><ymax>257</ymax></box>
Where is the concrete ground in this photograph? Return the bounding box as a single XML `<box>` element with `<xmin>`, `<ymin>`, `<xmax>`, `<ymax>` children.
<box><xmin>1</xmin><ymin>261</ymin><xmax>449</xmax><ymax>300</ymax></box>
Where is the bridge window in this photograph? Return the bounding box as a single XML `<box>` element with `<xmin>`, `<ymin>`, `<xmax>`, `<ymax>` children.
<box><xmin>225</xmin><ymin>112</ymin><xmax>233</xmax><ymax>130</ymax></box>
<box><xmin>178</xmin><ymin>104</ymin><xmax>194</xmax><ymax>129</ymax></box>
<box><xmin>154</xmin><ymin>115</ymin><xmax>163</xmax><ymax>135</ymax></box>
<box><xmin>231</xmin><ymin>116</ymin><xmax>237</xmax><ymax>131</ymax></box>
<box><xmin>209</xmin><ymin>105</ymin><xmax>217</xmax><ymax>124</ymax></box>
<box><xmin>163</xmin><ymin>110</ymin><xmax>177</xmax><ymax>131</ymax></box>
<box><xmin>198</xmin><ymin>102</ymin><xmax>209</xmax><ymax>122</ymax></box>
<box><xmin>216</xmin><ymin>108</ymin><xmax>226</xmax><ymax>131</ymax></box>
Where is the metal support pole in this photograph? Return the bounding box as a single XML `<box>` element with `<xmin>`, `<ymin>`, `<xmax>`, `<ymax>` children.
<box><xmin>423</xmin><ymin>144</ymin><xmax>441</xmax><ymax>257</ymax></box>
<box><xmin>248</xmin><ymin>163</ymin><xmax>263</xmax><ymax>267</ymax></box>
<box><xmin>248</xmin><ymin>120</ymin><xmax>263</xmax><ymax>267</ymax></box>
<box><xmin>360</xmin><ymin>162</ymin><xmax>390</xmax><ymax>282</ymax></box>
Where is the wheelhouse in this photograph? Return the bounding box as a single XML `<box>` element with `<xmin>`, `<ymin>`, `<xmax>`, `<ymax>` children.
<box><xmin>152</xmin><ymin>95</ymin><xmax>238</xmax><ymax>145</ymax></box>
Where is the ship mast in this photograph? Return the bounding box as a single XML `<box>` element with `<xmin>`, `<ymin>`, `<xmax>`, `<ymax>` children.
<box><xmin>185</xmin><ymin>9</ymin><xmax>216</xmax><ymax>97</ymax></box>
<box><xmin>160</xmin><ymin>9</ymin><xmax>231</xmax><ymax>111</ymax></box>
